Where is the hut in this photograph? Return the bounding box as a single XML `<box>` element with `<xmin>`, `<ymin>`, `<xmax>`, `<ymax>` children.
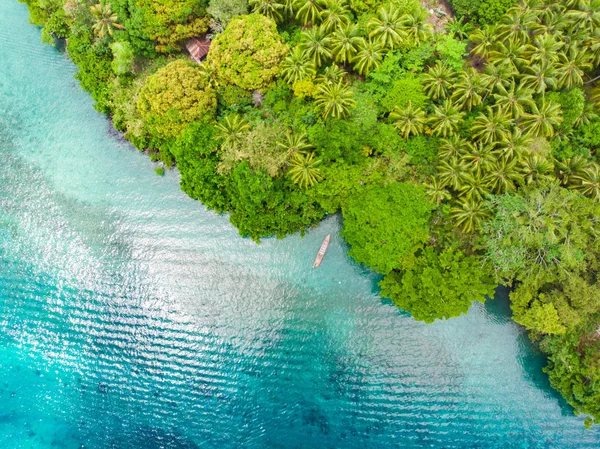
<box><xmin>185</xmin><ymin>37</ymin><xmax>211</xmax><ymax>63</ymax></box>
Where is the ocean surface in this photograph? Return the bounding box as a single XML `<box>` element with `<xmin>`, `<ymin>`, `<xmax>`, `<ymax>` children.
<box><xmin>1</xmin><ymin>2</ymin><xmax>599</xmax><ymax>448</ymax></box>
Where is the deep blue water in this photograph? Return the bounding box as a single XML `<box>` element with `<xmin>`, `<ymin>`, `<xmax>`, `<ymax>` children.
<box><xmin>1</xmin><ymin>2</ymin><xmax>599</xmax><ymax>448</ymax></box>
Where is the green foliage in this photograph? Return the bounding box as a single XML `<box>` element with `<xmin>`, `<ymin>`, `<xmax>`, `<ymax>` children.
<box><xmin>401</xmin><ymin>42</ymin><xmax>434</xmax><ymax>71</ymax></box>
<box><xmin>476</xmin><ymin>0</ymin><xmax>516</xmax><ymax>25</ymax></box>
<box><xmin>207</xmin><ymin>13</ymin><xmax>288</xmax><ymax>90</ymax></box>
<box><xmin>137</xmin><ymin>60</ymin><xmax>217</xmax><ymax>138</ymax></box>
<box><xmin>435</xmin><ymin>35</ymin><xmax>466</xmax><ymax>71</ymax></box>
<box><xmin>380</xmin><ymin>247</ymin><xmax>495</xmax><ymax>323</ymax></box>
<box><xmin>448</xmin><ymin>0</ymin><xmax>480</xmax><ymax>20</ymax></box>
<box><xmin>380</xmin><ymin>74</ymin><xmax>427</xmax><ymax>113</ymax></box>
<box><xmin>547</xmin><ymin>88</ymin><xmax>586</xmax><ymax>136</ymax></box>
<box><xmin>542</xmin><ymin>332</ymin><xmax>600</xmax><ymax>428</ymax></box>
<box><xmin>110</xmin><ymin>41</ymin><xmax>135</xmax><ymax>75</ymax></box>
<box><xmin>401</xmin><ymin>135</ymin><xmax>437</xmax><ymax>167</ymax></box>
<box><xmin>207</xmin><ymin>0</ymin><xmax>249</xmax><ymax>26</ymax></box>
<box><xmin>341</xmin><ymin>183</ymin><xmax>434</xmax><ymax>274</ymax></box>
<box><xmin>217</xmin><ymin>121</ymin><xmax>289</xmax><ymax>177</ymax></box>
<box><xmin>66</xmin><ymin>31</ymin><xmax>114</xmax><ymax>112</ymax></box>
<box><xmin>449</xmin><ymin>0</ymin><xmax>515</xmax><ymax>24</ymax></box>
<box><xmin>228</xmin><ymin>163</ymin><xmax>325</xmax><ymax>240</ymax></box>
<box><xmin>169</xmin><ymin>122</ymin><xmax>232</xmax><ymax>212</ymax></box>
<box><xmin>132</xmin><ymin>0</ymin><xmax>211</xmax><ymax>53</ymax></box>
<box><xmin>482</xmin><ymin>184</ymin><xmax>600</xmax><ymax>285</ymax></box>
<box><xmin>217</xmin><ymin>85</ymin><xmax>255</xmax><ymax>111</ymax></box>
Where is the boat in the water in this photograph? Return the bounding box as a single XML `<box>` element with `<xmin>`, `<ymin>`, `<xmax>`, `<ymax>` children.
<box><xmin>313</xmin><ymin>234</ymin><xmax>330</xmax><ymax>268</ymax></box>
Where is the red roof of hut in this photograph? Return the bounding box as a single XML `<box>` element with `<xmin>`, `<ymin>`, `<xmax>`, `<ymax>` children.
<box><xmin>186</xmin><ymin>37</ymin><xmax>211</xmax><ymax>63</ymax></box>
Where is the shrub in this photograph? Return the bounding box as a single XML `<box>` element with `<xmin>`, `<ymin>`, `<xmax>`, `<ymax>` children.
<box><xmin>137</xmin><ymin>60</ymin><xmax>217</xmax><ymax>138</ymax></box>
<box><xmin>207</xmin><ymin>13</ymin><xmax>288</xmax><ymax>90</ymax></box>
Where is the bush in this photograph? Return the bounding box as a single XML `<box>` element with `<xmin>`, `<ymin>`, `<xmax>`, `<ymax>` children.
<box><xmin>137</xmin><ymin>60</ymin><xmax>217</xmax><ymax>138</ymax></box>
<box><xmin>207</xmin><ymin>0</ymin><xmax>249</xmax><ymax>26</ymax></box>
<box><xmin>207</xmin><ymin>13</ymin><xmax>288</xmax><ymax>90</ymax></box>
<box><xmin>380</xmin><ymin>74</ymin><xmax>428</xmax><ymax>113</ymax></box>
<box><xmin>110</xmin><ymin>41</ymin><xmax>135</xmax><ymax>75</ymax></box>
<box><xmin>67</xmin><ymin>31</ymin><xmax>114</xmax><ymax>112</ymax></box>
<box><xmin>132</xmin><ymin>0</ymin><xmax>211</xmax><ymax>53</ymax></box>
<box><xmin>435</xmin><ymin>35</ymin><xmax>466</xmax><ymax>71</ymax></box>
<box><xmin>341</xmin><ymin>182</ymin><xmax>434</xmax><ymax>274</ymax></box>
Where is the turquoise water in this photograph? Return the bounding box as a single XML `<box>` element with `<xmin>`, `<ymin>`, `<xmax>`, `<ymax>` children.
<box><xmin>1</xmin><ymin>3</ymin><xmax>600</xmax><ymax>448</ymax></box>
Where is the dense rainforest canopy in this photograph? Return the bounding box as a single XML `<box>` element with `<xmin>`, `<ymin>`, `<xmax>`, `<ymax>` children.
<box><xmin>21</xmin><ymin>0</ymin><xmax>600</xmax><ymax>427</ymax></box>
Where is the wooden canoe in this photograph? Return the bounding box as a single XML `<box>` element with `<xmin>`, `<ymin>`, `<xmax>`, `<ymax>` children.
<box><xmin>313</xmin><ymin>234</ymin><xmax>331</xmax><ymax>268</ymax></box>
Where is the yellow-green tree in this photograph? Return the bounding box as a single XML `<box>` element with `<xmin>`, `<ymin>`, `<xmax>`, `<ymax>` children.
<box><xmin>207</xmin><ymin>13</ymin><xmax>288</xmax><ymax>90</ymax></box>
<box><xmin>137</xmin><ymin>60</ymin><xmax>217</xmax><ymax>138</ymax></box>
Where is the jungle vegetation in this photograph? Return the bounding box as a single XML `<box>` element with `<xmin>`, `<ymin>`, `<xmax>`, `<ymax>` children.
<box><xmin>20</xmin><ymin>0</ymin><xmax>600</xmax><ymax>426</ymax></box>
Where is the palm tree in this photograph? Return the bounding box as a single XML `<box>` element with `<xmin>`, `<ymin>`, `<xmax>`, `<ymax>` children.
<box><xmin>294</xmin><ymin>0</ymin><xmax>324</xmax><ymax>26</ymax></box>
<box><xmin>481</xmin><ymin>63</ymin><xmax>518</xmax><ymax>93</ymax></box>
<box><xmin>402</xmin><ymin>11</ymin><xmax>432</xmax><ymax>45</ymax></box>
<box><xmin>555</xmin><ymin>45</ymin><xmax>593</xmax><ymax>89</ymax></box>
<box><xmin>389</xmin><ymin>101</ymin><xmax>426</xmax><ymax>139</ymax></box>
<box><xmin>555</xmin><ymin>154</ymin><xmax>589</xmax><ymax>186</ymax></box>
<box><xmin>277</xmin><ymin>132</ymin><xmax>313</xmax><ymax>158</ymax></box>
<box><xmin>528</xmin><ymin>32</ymin><xmax>563</xmax><ymax>64</ymax></box>
<box><xmin>592</xmin><ymin>86</ymin><xmax>600</xmax><ymax>109</ymax></box>
<box><xmin>315</xmin><ymin>65</ymin><xmax>345</xmax><ymax>84</ymax></box>
<box><xmin>496</xmin><ymin>7</ymin><xmax>537</xmax><ymax>43</ymax></box>
<box><xmin>314</xmin><ymin>81</ymin><xmax>356</xmax><ymax>119</ymax></box>
<box><xmin>574</xmin><ymin>101</ymin><xmax>598</xmax><ymax>127</ymax></box>
<box><xmin>484</xmin><ymin>157</ymin><xmax>520</xmax><ymax>193</ymax></box>
<box><xmin>199</xmin><ymin>63</ymin><xmax>220</xmax><ymax>89</ymax></box>
<box><xmin>464</xmin><ymin>142</ymin><xmax>495</xmax><ymax>175</ymax></box>
<box><xmin>249</xmin><ymin>0</ymin><xmax>285</xmax><ymax>22</ymax></box>
<box><xmin>493</xmin><ymin>82</ymin><xmax>535</xmax><ymax>119</ymax></box>
<box><xmin>521</xmin><ymin>60</ymin><xmax>557</xmax><ymax>94</ymax></box>
<box><xmin>320</xmin><ymin>0</ymin><xmax>351</xmax><ymax>32</ymax></box>
<box><xmin>215</xmin><ymin>115</ymin><xmax>251</xmax><ymax>149</ymax></box>
<box><xmin>451</xmin><ymin>69</ymin><xmax>485</xmax><ymax>111</ymax></box>
<box><xmin>438</xmin><ymin>135</ymin><xmax>471</xmax><ymax>161</ymax></box>
<box><xmin>421</xmin><ymin>62</ymin><xmax>456</xmax><ymax>100</ymax></box>
<box><xmin>520</xmin><ymin>99</ymin><xmax>563</xmax><ymax>137</ymax></box>
<box><xmin>494</xmin><ymin>128</ymin><xmax>532</xmax><ymax>160</ymax></box>
<box><xmin>458</xmin><ymin>172</ymin><xmax>491</xmax><ymax>202</ymax></box>
<box><xmin>574</xmin><ymin>163</ymin><xmax>600</xmax><ymax>201</ymax></box>
<box><xmin>425</xmin><ymin>177</ymin><xmax>451</xmax><ymax>205</ymax></box>
<box><xmin>470</xmin><ymin>108</ymin><xmax>512</xmax><ymax>144</ymax></box>
<box><xmin>565</xmin><ymin>0</ymin><xmax>600</xmax><ymax>34</ymax></box>
<box><xmin>487</xmin><ymin>39</ymin><xmax>531</xmax><ymax>72</ymax></box>
<box><xmin>519</xmin><ymin>153</ymin><xmax>554</xmax><ymax>185</ymax></box>
<box><xmin>351</xmin><ymin>38</ymin><xmax>385</xmax><ymax>75</ymax></box>
<box><xmin>368</xmin><ymin>6</ymin><xmax>406</xmax><ymax>50</ymax></box>
<box><xmin>585</xmin><ymin>28</ymin><xmax>600</xmax><ymax>65</ymax></box>
<box><xmin>446</xmin><ymin>17</ymin><xmax>473</xmax><ymax>40</ymax></box>
<box><xmin>451</xmin><ymin>198</ymin><xmax>490</xmax><ymax>233</ymax></box>
<box><xmin>280</xmin><ymin>47</ymin><xmax>317</xmax><ymax>84</ymax></box>
<box><xmin>470</xmin><ymin>25</ymin><xmax>497</xmax><ymax>60</ymax></box>
<box><xmin>330</xmin><ymin>23</ymin><xmax>361</xmax><ymax>64</ymax></box>
<box><xmin>429</xmin><ymin>100</ymin><xmax>464</xmax><ymax>137</ymax></box>
<box><xmin>438</xmin><ymin>157</ymin><xmax>469</xmax><ymax>190</ymax></box>
<box><xmin>300</xmin><ymin>27</ymin><xmax>332</xmax><ymax>68</ymax></box>
<box><xmin>288</xmin><ymin>152</ymin><xmax>323</xmax><ymax>189</ymax></box>
<box><xmin>90</xmin><ymin>2</ymin><xmax>124</xmax><ymax>38</ymax></box>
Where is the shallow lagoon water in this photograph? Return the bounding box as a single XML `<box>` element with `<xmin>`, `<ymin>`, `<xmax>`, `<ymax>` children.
<box><xmin>1</xmin><ymin>2</ymin><xmax>600</xmax><ymax>448</ymax></box>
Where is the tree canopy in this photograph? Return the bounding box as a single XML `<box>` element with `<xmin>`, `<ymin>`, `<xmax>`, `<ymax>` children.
<box><xmin>137</xmin><ymin>60</ymin><xmax>217</xmax><ymax>138</ymax></box>
<box><xmin>207</xmin><ymin>13</ymin><xmax>288</xmax><ymax>90</ymax></box>
<box><xmin>380</xmin><ymin>247</ymin><xmax>496</xmax><ymax>323</ymax></box>
<box><xmin>341</xmin><ymin>183</ymin><xmax>434</xmax><ymax>274</ymax></box>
